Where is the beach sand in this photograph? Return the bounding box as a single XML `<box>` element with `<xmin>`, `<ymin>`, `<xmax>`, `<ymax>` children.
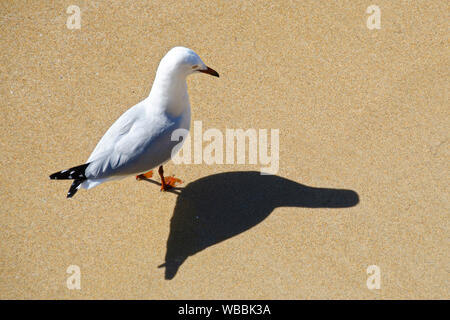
<box><xmin>0</xmin><ymin>0</ymin><xmax>448</xmax><ymax>299</ymax></box>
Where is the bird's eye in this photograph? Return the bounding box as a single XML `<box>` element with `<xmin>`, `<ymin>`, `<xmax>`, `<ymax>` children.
<box><xmin>192</xmin><ymin>65</ymin><xmax>199</xmax><ymax>69</ymax></box>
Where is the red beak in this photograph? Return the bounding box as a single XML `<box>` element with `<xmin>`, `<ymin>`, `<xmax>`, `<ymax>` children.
<box><xmin>198</xmin><ymin>66</ymin><xmax>220</xmax><ymax>77</ymax></box>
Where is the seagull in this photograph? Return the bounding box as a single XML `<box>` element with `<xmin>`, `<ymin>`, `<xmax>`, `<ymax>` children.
<box><xmin>49</xmin><ymin>46</ymin><xmax>219</xmax><ymax>198</ymax></box>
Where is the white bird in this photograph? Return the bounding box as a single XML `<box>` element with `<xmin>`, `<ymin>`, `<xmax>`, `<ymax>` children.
<box><xmin>50</xmin><ymin>47</ymin><xmax>219</xmax><ymax>198</ymax></box>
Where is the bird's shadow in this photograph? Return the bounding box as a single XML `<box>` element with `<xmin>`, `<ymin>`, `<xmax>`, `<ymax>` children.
<box><xmin>149</xmin><ymin>171</ymin><xmax>359</xmax><ymax>280</ymax></box>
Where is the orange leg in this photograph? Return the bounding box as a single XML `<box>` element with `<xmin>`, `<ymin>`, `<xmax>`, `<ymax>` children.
<box><xmin>158</xmin><ymin>165</ymin><xmax>182</xmax><ymax>191</ymax></box>
<box><xmin>136</xmin><ymin>170</ymin><xmax>153</xmax><ymax>180</ymax></box>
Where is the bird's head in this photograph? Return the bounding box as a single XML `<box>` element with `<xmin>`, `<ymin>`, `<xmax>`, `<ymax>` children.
<box><xmin>160</xmin><ymin>46</ymin><xmax>219</xmax><ymax>78</ymax></box>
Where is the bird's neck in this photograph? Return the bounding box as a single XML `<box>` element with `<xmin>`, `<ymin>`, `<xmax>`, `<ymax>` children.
<box><xmin>148</xmin><ymin>68</ymin><xmax>189</xmax><ymax>117</ymax></box>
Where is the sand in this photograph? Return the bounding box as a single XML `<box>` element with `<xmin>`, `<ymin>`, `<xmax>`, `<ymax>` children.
<box><xmin>0</xmin><ymin>0</ymin><xmax>448</xmax><ymax>299</ymax></box>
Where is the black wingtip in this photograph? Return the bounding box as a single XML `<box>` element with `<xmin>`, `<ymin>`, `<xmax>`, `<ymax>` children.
<box><xmin>49</xmin><ymin>172</ymin><xmax>58</xmax><ymax>179</ymax></box>
<box><xmin>67</xmin><ymin>189</ymin><xmax>75</xmax><ymax>198</ymax></box>
<box><xmin>67</xmin><ymin>179</ymin><xmax>83</xmax><ymax>198</ymax></box>
<box><xmin>49</xmin><ymin>163</ymin><xmax>89</xmax><ymax>180</ymax></box>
